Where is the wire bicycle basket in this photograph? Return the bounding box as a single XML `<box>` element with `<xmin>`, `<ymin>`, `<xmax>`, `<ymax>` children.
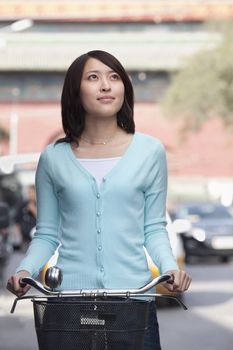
<box><xmin>33</xmin><ymin>296</ymin><xmax>150</xmax><ymax>350</ymax></box>
<box><xmin>10</xmin><ymin>270</ymin><xmax>187</xmax><ymax>350</ymax></box>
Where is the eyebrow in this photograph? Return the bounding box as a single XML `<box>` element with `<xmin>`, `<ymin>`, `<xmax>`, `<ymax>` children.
<box><xmin>85</xmin><ymin>69</ymin><xmax>116</xmax><ymax>74</ymax></box>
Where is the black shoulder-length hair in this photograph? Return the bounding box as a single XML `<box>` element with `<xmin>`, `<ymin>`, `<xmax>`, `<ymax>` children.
<box><xmin>56</xmin><ymin>50</ymin><xmax>135</xmax><ymax>145</ymax></box>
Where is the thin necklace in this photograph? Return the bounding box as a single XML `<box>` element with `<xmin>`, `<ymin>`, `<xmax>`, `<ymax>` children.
<box><xmin>80</xmin><ymin>133</ymin><xmax>116</xmax><ymax>145</ymax></box>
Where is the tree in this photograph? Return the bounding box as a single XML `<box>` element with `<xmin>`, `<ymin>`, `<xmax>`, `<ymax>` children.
<box><xmin>162</xmin><ymin>22</ymin><xmax>233</xmax><ymax>133</ymax></box>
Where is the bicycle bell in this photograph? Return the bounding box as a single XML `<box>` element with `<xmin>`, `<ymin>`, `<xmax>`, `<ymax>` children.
<box><xmin>45</xmin><ymin>266</ymin><xmax>63</xmax><ymax>289</ymax></box>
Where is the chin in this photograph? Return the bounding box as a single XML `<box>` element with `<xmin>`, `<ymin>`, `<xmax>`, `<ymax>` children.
<box><xmin>87</xmin><ymin>109</ymin><xmax>120</xmax><ymax>120</ymax></box>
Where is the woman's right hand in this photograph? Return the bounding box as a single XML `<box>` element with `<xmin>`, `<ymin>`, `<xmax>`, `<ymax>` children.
<box><xmin>7</xmin><ymin>270</ymin><xmax>31</xmax><ymax>297</ymax></box>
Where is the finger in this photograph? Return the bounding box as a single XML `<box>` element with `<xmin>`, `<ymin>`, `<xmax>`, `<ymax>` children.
<box><xmin>172</xmin><ymin>273</ymin><xmax>181</xmax><ymax>290</ymax></box>
<box><xmin>167</xmin><ymin>273</ymin><xmax>175</xmax><ymax>285</ymax></box>
<box><xmin>175</xmin><ymin>272</ymin><xmax>186</xmax><ymax>291</ymax></box>
<box><xmin>6</xmin><ymin>280</ymin><xmax>16</xmax><ymax>294</ymax></box>
<box><xmin>182</xmin><ymin>273</ymin><xmax>192</xmax><ymax>289</ymax></box>
<box><xmin>164</xmin><ymin>282</ymin><xmax>174</xmax><ymax>292</ymax></box>
<box><xmin>22</xmin><ymin>284</ymin><xmax>31</xmax><ymax>294</ymax></box>
<box><xmin>177</xmin><ymin>273</ymin><xmax>192</xmax><ymax>292</ymax></box>
<box><xmin>165</xmin><ymin>277</ymin><xmax>178</xmax><ymax>292</ymax></box>
<box><xmin>170</xmin><ymin>271</ymin><xmax>184</xmax><ymax>292</ymax></box>
<box><xmin>184</xmin><ymin>275</ymin><xmax>192</xmax><ymax>291</ymax></box>
<box><xmin>12</xmin><ymin>276</ymin><xmax>21</xmax><ymax>292</ymax></box>
<box><xmin>17</xmin><ymin>283</ymin><xmax>30</xmax><ymax>296</ymax></box>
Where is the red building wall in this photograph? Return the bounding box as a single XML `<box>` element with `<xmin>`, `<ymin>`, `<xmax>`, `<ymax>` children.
<box><xmin>1</xmin><ymin>102</ymin><xmax>233</xmax><ymax>178</ymax></box>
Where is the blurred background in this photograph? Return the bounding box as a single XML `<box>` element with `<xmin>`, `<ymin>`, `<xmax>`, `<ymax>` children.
<box><xmin>0</xmin><ymin>1</ymin><xmax>233</xmax><ymax>350</ymax></box>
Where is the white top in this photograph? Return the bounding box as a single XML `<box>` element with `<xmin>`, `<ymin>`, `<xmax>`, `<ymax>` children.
<box><xmin>78</xmin><ymin>157</ymin><xmax>122</xmax><ymax>187</ymax></box>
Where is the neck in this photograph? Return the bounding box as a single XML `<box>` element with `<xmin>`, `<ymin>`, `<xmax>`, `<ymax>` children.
<box><xmin>81</xmin><ymin>118</ymin><xmax>119</xmax><ymax>144</ymax></box>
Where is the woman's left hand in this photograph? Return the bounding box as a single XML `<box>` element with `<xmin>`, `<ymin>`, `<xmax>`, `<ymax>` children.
<box><xmin>163</xmin><ymin>269</ymin><xmax>192</xmax><ymax>293</ymax></box>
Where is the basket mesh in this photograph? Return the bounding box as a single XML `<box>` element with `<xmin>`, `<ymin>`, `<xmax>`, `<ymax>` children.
<box><xmin>33</xmin><ymin>297</ymin><xmax>149</xmax><ymax>350</ymax></box>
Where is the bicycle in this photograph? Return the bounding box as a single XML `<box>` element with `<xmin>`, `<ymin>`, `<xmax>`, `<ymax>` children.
<box><xmin>10</xmin><ymin>267</ymin><xmax>187</xmax><ymax>350</ymax></box>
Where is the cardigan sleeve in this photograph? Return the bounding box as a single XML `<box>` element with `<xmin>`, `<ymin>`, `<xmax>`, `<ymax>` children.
<box><xmin>144</xmin><ymin>142</ymin><xmax>178</xmax><ymax>274</ymax></box>
<box><xmin>16</xmin><ymin>147</ymin><xmax>60</xmax><ymax>278</ymax></box>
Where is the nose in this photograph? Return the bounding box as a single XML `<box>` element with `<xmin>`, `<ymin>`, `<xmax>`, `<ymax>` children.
<box><xmin>100</xmin><ymin>76</ymin><xmax>111</xmax><ymax>91</ymax></box>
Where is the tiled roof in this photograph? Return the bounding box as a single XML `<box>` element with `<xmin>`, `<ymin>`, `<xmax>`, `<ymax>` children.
<box><xmin>0</xmin><ymin>31</ymin><xmax>220</xmax><ymax>71</ymax></box>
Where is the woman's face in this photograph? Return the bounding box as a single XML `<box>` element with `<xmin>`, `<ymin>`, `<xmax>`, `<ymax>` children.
<box><xmin>80</xmin><ymin>58</ymin><xmax>125</xmax><ymax>120</ymax></box>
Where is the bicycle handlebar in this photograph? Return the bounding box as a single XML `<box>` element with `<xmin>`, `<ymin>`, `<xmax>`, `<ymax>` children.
<box><xmin>19</xmin><ymin>273</ymin><xmax>172</xmax><ymax>296</ymax></box>
<box><xmin>10</xmin><ymin>274</ymin><xmax>188</xmax><ymax>313</ymax></box>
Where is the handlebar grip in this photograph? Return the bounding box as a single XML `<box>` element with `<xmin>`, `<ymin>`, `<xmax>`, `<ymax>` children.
<box><xmin>19</xmin><ymin>279</ymin><xmax>27</xmax><ymax>288</ymax></box>
<box><xmin>166</xmin><ymin>274</ymin><xmax>175</xmax><ymax>285</ymax></box>
<box><xmin>19</xmin><ymin>277</ymin><xmax>52</xmax><ymax>295</ymax></box>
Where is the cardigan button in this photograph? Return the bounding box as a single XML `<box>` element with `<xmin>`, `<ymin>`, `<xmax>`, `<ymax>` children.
<box><xmin>102</xmin><ymin>177</ymin><xmax>106</xmax><ymax>182</ymax></box>
<box><xmin>98</xmin><ymin>245</ymin><xmax>102</xmax><ymax>251</ymax></box>
<box><xmin>96</xmin><ymin>212</ymin><xmax>101</xmax><ymax>217</ymax></box>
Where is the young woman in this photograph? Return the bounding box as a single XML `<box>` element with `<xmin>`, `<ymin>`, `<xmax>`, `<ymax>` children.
<box><xmin>7</xmin><ymin>50</ymin><xmax>191</xmax><ymax>349</ymax></box>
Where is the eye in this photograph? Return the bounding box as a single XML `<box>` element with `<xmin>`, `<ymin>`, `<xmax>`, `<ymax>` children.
<box><xmin>87</xmin><ymin>74</ymin><xmax>98</xmax><ymax>81</ymax></box>
<box><xmin>110</xmin><ymin>73</ymin><xmax>121</xmax><ymax>81</ymax></box>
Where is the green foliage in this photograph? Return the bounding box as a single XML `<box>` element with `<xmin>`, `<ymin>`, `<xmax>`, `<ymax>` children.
<box><xmin>162</xmin><ymin>21</ymin><xmax>233</xmax><ymax>132</ymax></box>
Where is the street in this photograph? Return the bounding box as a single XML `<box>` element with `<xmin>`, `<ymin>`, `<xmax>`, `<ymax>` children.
<box><xmin>0</xmin><ymin>253</ymin><xmax>232</xmax><ymax>350</ymax></box>
<box><xmin>159</xmin><ymin>261</ymin><xmax>233</xmax><ymax>350</ymax></box>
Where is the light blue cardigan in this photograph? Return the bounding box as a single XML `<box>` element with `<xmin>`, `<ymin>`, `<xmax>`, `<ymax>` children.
<box><xmin>17</xmin><ymin>132</ymin><xmax>178</xmax><ymax>290</ymax></box>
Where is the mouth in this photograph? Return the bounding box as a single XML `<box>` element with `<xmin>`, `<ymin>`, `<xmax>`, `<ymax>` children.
<box><xmin>97</xmin><ymin>96</ymin><xmax>115</xmax><ymax>101</ymax></box>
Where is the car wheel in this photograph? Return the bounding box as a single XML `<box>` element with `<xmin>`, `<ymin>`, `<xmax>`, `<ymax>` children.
<box><xmin>220</xmin><ymin>256</ymin><xmax>229</xmax><ymax>263</ymax></box>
